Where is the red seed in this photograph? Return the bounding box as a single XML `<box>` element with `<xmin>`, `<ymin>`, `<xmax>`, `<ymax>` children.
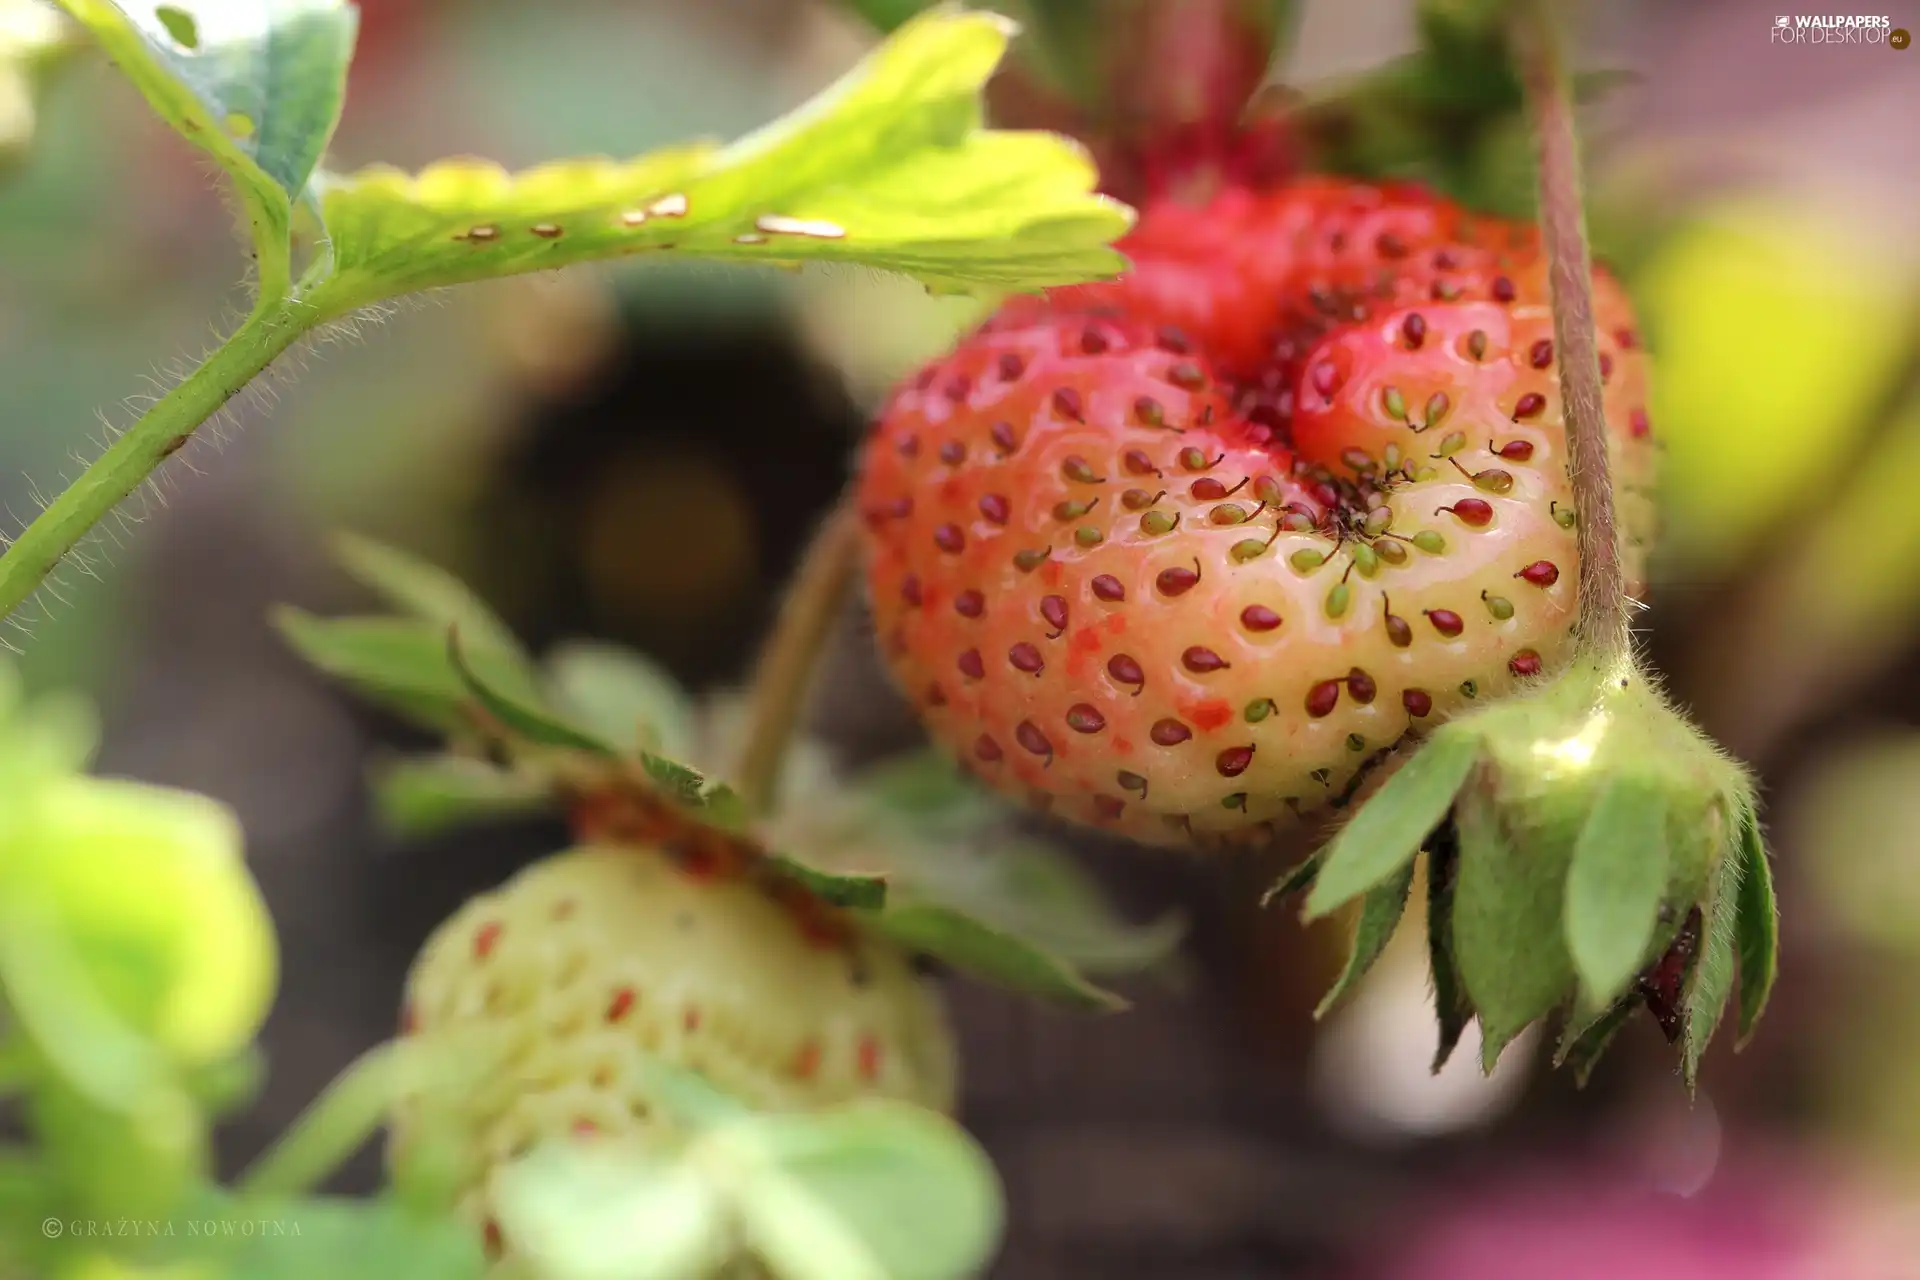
<box><xmin>1306</xmin><ymin>680</ymin><xmax>1341</xmax><ymax>718</ymax></box>
<box><xmin>1241</xmin><ymin>604</ymin><xmax>1283</xmax><ymax>632</ymax></box>
<box><xmin>858</xmin><ymin>1035</ymin><xmax>882</xmax><ymax>1081</ymax></box>
<box><xmin>1066</xmin><ymin>704</ymin><xmax>1107</xmax><ymax>734</ymax></box>
<box><xmin>684</xmin><ymin>1007</ymin><xmax>703</xmax><ymax>1032</ymax></box>
<box><xmin>606</xmin><ymin>988</ymin><xmax>636</xmax><ymax>1022</ymax></box>
<box><xmin>1123</xmin><ymin>449</ymin><xmax>1157</xmax><ymax>475</ymax></box>
<box><xmin>934</xmin><ymin>523</ymin><xmax>965</xmax><ymax>553</ymax></box>
<box><xmin>1492</xmin><ymin>276</ymin><xmax>1516</xmax><ymax>302</ymax></box>
<box><xmin>1616</xmin><ymin>328</ymin><xmax>1639</xmax><ymax>349</ymax></box>
<box><xmin>1529</xmin><ymin>339</ymin><xmax>1554</xmax><ymax>369</ymax></box>
<box><xmin>926</xmin><ymin>683</ymin><xmax>946</xmax><ymax>707</ymax></box>
<box><xmin>1495</xmin><ymin>439</ymin><xmax>1535</xmax><ymax>461</ymax></box>
<box><xmin>1156</xmin><ymin>563</ymin><xmax>1200</xmax><ymax>596</ymax></box>
<box><xmin>1191</xmin><ymin>477</ymin><xmax>1228</xmax><ymax>501</ymax></box>
<box><xmin>1016</xmin><ymin>720</ymin><xmax>1053</xmax><ymax>758</ymax></box>
<box><xmin>1092</xmin><ymin>795</ymin><xmax>1126</xmax><ymax>821</ymax></box>
<box><xmin>1157</xmin><ymin>326</ymin><xmax>1192</xmax><ymax>353</ymax></box>
<box><xmin>1403</xmin><ymin>688</ymin><xmax>1433</xmax><ymax>717</ymax></box>
<box><xmin>1216</xmin><ymin>746</ymin><xmax>1255</xmax><ymax>778</ymax></box>
<box><xmin>900</xmin><ymin>575</ymin><xmax>923</xmax><ymax>606</ymax></box>
<box><xmin>1182</xmin><ymin>647</ymin><xmax>1229</xmax><ymax>673</ymax></box>
<box><xmin>1081</xmin><ymin>326</ymin><xmax>1109</xmax><ymax>354</ymax></box>
<box><xmin>1630</xmin><ymin>408</ymin><xmax>1651</xmax><ymax>438</ymax></box>
<box><xmin>990</xmin><ymin>421</ymin><xmax>1018</xmax><ymax>453</ymax></box>
<box><xmin>1009</xmin><ymin>642</ymin><xmax>1044</xmax><ymax>674</ymax></box>
<box><xmin>1347</xmin><ymin>668</ymin><xmax>1377</xmax><ymax>704</ymax></box>
<box><xmin>1092</xmin><ymin>574</ymin><xmax>1126</xmax><ymax>602</ymax></box>
<box><xmin>1426</xmin><ymin>609</ymin><xmax>1465</xmax><ymax>637</ymax></box>
<box><xmin>939</xmin><ymin>440</ymin><xmax>965</xmax><ymax>465</ymax></box>
<box><xmin>474</xmin><ymin>921</ymin><xmax>502</xmax><ymax>959</ymax></box>
<box><xmin>955</xmin><ymin>589</ymin><xmax>985</xmax><ymax>618</ymax></box>
<box><xmin>1040</xmin><ymin>595</ymin><xmax>1068</xmax><ymax>634</ymax></box>
<box><xmin>1509</xmin><ymin>649</ymin><xmax>1543</xmax><ymax>677</ymax></box>
<box><xmin>1108</xmin><ymin>654</ymin><xmax>1145</xmax><ymax>691</ymax></box>
<box><xmin>1401</xmin><ymin>313</ymin><xmax>1427</xmax><ymax>348</ymax></box>
<box><xmin>1310</xmin><ymin>361</ymin><xmax>1341</xmax><ymax>398</ymax></box>
<box><xmin>1150</xmin><ymin>718</ymin><xmax>1192</xmax><ymax>746</ymax></box>
<box><xmin>978</xmin><ymin>494</ymin><xmax>1010</xmax><ymax>524</ymax></box>
<box><xmin>1518</xmin><ymin>560</ymin><xmax>1561</xmax><ymax>587</ymax></box>
<box><xmin>793</xmin><ymin>1040</ymin><xmax>822</xmax><ymax>1080</ymax></box>
<box><xmin>997</xmin><ymin>352</ymin><xmax>1025</xmax><ymax>381</ymax></box>
<box><xmin>1599</xmin><ymin>352</ymin><xmax>1614</xmax><ymax>379</ymax></box>
<box><xmin>974</xmin><ymin>735</ymin><xmax>1003</xmax><ymax>762</ymax></box>
<box><xmin>1513</xmin><ymin>392</ymin><xmax>1546</xmax><ymax>420</ymax></box>
<box><xmin>1117</xmin><ymin>770</ymin><xmax>1148</xmax><ymax>795</ymax></box>
<box><xmin>945</xmin><ymin>374</ymin><xmax>972</xmax><ymax>402</ymax></box>
<box><xmin>1444</xmin><ymin>499</ymin><xmax>1494</xmax><ymax>527</ymax></box>
<box><xmin>957</xmin><ymin>649</ymin><xmax>985</xmax><ymax>679</ymax></box>
<box><xmin>1052</xmin><ymin>387</ymin><xmax>1085</xmax><ymax>421</ymax></box>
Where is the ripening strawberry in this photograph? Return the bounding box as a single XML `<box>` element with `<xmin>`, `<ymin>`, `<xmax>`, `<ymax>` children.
<box><xmin>858</xmin><ymin>178</ymin><xmax>1657</xmax><ymax>849</ymax></box>
<box><xmin>390</xmin><ymin>842</ymin><xmax>956</xmax><ymax>1265</ymax></box>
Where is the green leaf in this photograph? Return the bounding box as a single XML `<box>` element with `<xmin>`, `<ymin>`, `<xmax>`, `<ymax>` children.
<box><xmin>543</xmin><ymin>640</ymin><xmax>698</xmax><ymax>759</ymax></box>
<box><xmin>371</xmin><ymin>754</ymin><xmax>552</xmax><ymax>839</ymax></box>
<box><xmin>1681</xmin><ymin>846</ymin><xmax>1744</xmax><ymax>1089</ymax></box>
<box><xmin>851</xmin><ymin>750</ymin><xmax>1002</xmax><ymax>837</ymax></box>
<box><xmin>865</xmin><ymin>901</ymin><xmax>1124</xmax><ymax>1012</ymax></box>
<box><xmin>1425</xmin><ymin>833</ymin><xmax>1473</xmax><ymax>1072</ymax></box>
<box><xmin>330</xmin><ymin>532</ymin><xmax>525</xmax><ymax>663</ymax></box>
<box><xmin>767</xmin><ymin>854</ymin><xmax>888</xmax><ymax>911</ymax></box>
<box><xmin>1313</xmin><ymin>860</ymin><xmax>1415</xmax><ymax>1019</ymax></box>
<box><xmin>1452</xmin><ymin>785</ymin><xmax>1575</xmax><ymax>1070</ymax></box>
<box><xmin>1733</xmin><ymin>806</ymin><xmax>1778</xmax><ymax>1048</ymax></box>
<box><xmin>191</xmin><ymin>1194</ymin><xmax>485</xmax><ymax>1280</ymax></box>
<box><xmin>732</xmin><ymin>1102</ymin><xmax>1004</xmax><ymax>1280</ymax></box>
<box><xmin>1261</xmin><ymin>853</ymin><xmax>1321</xmax><ymax>905</ymax></box>
<box><xmin>1563</xmin><ymin>778</ymin><xmax>1671</xmax><ymax>1008</ymax></box>
<box><xmin>57</xmin><ymin>0</ymin><xmax>356</xmax><ymax>294</ymax></box>
<box><xmin>1555</xmin><ymin>996</ymin><xmax>1637</xmax><ymax>1088</ymax></box>
<box><xmin>298</xmin><ymin>7</ymin><xmax>1131</xmax><ymax>319</ymax></box>
<box><xmin>446</xmin><ymin>627</ymin><xmax>616</xmax><ymax>755</ymax></box>
<box><xmin>1302</xmin><ymin>730</ymin><xmax>1479</xmax><ymax>919</ymax></box>
<box><xmin>492</xmin><ymin>1145</ymin><xmax>731</xmax><ymax>1280</ymax></box>
<box><xmin>272</xmin><ymin>608</ymin><xmax>537</xmax><ymax>734</ymax></box>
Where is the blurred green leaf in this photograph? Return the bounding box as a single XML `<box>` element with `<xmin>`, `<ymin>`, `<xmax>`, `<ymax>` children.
<box><xmin>299</xmin><ymin>7</ymin><xmax>1131</xmax><ymax>318</ymax></box>
<box><xmin>193</xmin><ymin>1193</ymin><xmax>486</xmax><ymax>1280</ymax></box>
<box><xmin>1</xmin><ymin>0</ymin><xmax>79</xmax><ymax>165</ymax></box>
<box><xmin>55</xmin><ymin>0</ymin><xmax>356</xmax><ymax>292</ymax></box>
<box><xmin>371</xmin><ymin>755</ymin><xmax>552</xmax><ymax>839</ymax></box>
<box><xmin>1734</xmin><ymin>805</ymin><xmax>1777</xmax><ymax>1048</ymax></box>
<box><xmin>1302</xmin><ymin>730</ymin><xmax>1479</xmax><ymax>919</ymax></box>
<box><xmin>272</xmin><ymin>609</ymin><xmax>537</xmax><ymax>734</ymax></box>
<box><xmin>865</xmin><ymin>901</ymin><xmax>1123</xmax><ymax>1012</ymax></box>
<box><xmin>331</xmin><ymin>532</ymin><xmax>525</xmax><ymax>663</ymax></box>
<box><xmin>1563</xmin><ymin>779</ymin><xmax>1670</xmax><ymax>1008</ymax></box>
<box><xmin>732</xmin><ymin>1102</ymin><xmax>1003</xmax><ymax>1280</ymax></box>
<box><xmin>543</xmin><ymin>640</ymin><xmax>698</xmax><ymax>760</ymax></box>
<box><xmin>447</xmin><ymin>628</ymin><xmax>615</xmax><ymax>755</ymax></box>
<box><xmin>493</xmin><ymin>1145</ymin><xmax>729</xmax><ymax>1280</ymax></box>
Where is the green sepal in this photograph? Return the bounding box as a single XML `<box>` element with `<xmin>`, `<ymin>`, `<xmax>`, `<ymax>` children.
<box><xmin>1314</xmin><ymin>860</ymin><xmax>1415</xmax><ymax>1020</ymax></box>
<box><xmin>1452</xmin><ymin>783</ymin><xmax>1575</xmax><ymax>1071</ymax></box>
<box><xmin>1426</xmin><ymin>831</ymin><xmax>1473</xmax><ymax>1072</ymax></box>
<box><xmin>865</xmin><ymin>900</ymin><xmax>1125</xmax><ymax>1012</ymax></box>
<box><xmin>542</xmin><ymin>640</ymin><xmax>699</xmax><ymax>761</ymax></box>
<box><xmin>370</xmin><ymin>754</ymin><xmax>553</xmax><ymax>840</ymax></box>
<box><xmin>55</xmin><ymin>0</ymin><xmax>356</xmax><ymax>294</ymax></box>
<box><xmin>331</xmin><ymin>532</ymin><xmax>525</xmax><ymax>663</ymax></box>
<box><xmin>1733</xmin><ymin>804</ymin><xmax>1778</xmax><ymax>1048</ymax></box>
<box><xmin>1301</xmin><ymin>728</ymin><xmax>1479</xmax><ymax>919</ymax></box>
<box><xmin>446</xmin><ymin>626</ymin><xmax>616</xmax><ymax>756</ymax></box>
<box><xmin>768</xmin><ymin>855</ymin><xmax>887</xmax><ymax>911</ymax></box>
<box><xmin>1681</xmin><ymin>840</ymin><xmax>1744</xmax><ymax>1090</ymax></box>
<box><xmin>1555</xmin><ymin>996</ymin><xmax>1638</xmax><ymax>1089</ymax></box>
<box><xmin>271</xmin><ymin>608</ymin><xmax>540</xmax><ymax>734</ymax></box>
<box><xmin>1260</xmin><ymin>853</ymin><xmax>1321</xmax><ymax>906</ymax></box>
<box><xmin>1563</xmin><ymin>778</ymin><xmax>1671</xmax><ymax>1009</ymax></box>
<box><xmin>299</xmin><ymin>7</ymin><xmax>1133</xmax><ymax>319</ymax></box>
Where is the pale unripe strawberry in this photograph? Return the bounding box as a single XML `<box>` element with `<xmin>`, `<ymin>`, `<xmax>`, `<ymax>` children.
<box><xmin>390</xmin><ymin>843</ymin><xmax>957</xmax><ymax>1264</ymax></box>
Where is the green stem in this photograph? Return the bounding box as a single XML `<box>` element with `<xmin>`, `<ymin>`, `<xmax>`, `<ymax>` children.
<box><xmin>0</xmin><ymin>297</ymin><xmax>309</xmax><ymax>623</ymax></box>
<box><xmin>732</xmin><ymin>499</ymin><xmax>862</xmax><ymax>814</ymax></box>
<box><xmin>1513</xmin><ymin>2</ymin><xmax>1630</xmax><ymax>663</ymax></box>
<box><xmin>236</xmin><ymin>1038</ymin><xmax>420</xmax><ymax>1198</ymax></box>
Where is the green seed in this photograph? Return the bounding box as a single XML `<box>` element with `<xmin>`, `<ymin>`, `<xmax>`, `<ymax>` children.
<box><xmin>1014</xmin><ymin>547</ymin><xmax>1050</xmax><ymax>572</ymax></box>
<box><xmin>1055</xmin><ymin>498</ymin><xmax>1096</xmax><ymax>520</ymax></box>
<box><xmin>1383</xmin><ymin>444</ymin><xmax>1403</xmax><ymax>471</ymax></box>
<box><xmin>1076</xmin><ymin>526</ymin><xmax>1104</xmax><ymax>547</ymax></box>
<box><xmin>1437</xmin><ymin>431</ymin><xmax>1467</xmax><ymax>458</ymax></box>
<box><xmin>1290</xmin><ymin>548</ymin><xmax>1327</xmax><ymax>573</ymax></box>
<box><xmin>1484</xmin><ymin>593</ymin><xmax>1515</xmax><ymax>620</ymax></box>
<box><xmin>1425</xmin><ymin>392</ymin><xmax>1451</xmax><ymax>428</ymax></box>
<box><xmin>1413</xmin><ymin>530</ymin><xmax>1447</xmax><ymax>554</ymax></box>
<box><xmin>1363</xmin><ymin>507</ymin><xmax>1392</xmax><ymax>537</ymax></box>
<box><xmin>1413</xmin><ymin>465</ymin><xmax>1439</xmax><ymax>482</ymax></box>
<box><xmin>1554</xmin><ymin>503</ymin><xmax>1578</xmax><ymax>530</ymax></box>
<box><xmin>1377</xmin><ymin>539</ymin><xmax>1409</xmax><ymax>565</ymax></box>
<box><xmin>1346</xmin><ymin>733</ymin><xmax>1366</xmax><ymax>752</ymax></box>
<box><xmin>1141</xmin><ymin>511</ymin><xmax>1177</xmax><ymax>536</ymax></box>
<box><xmin>1382</xmin><ymin>386</ymin><xmax>1407</xmax><ymax>420</ymax></box>
<box><xmin>1245</xmin><ymin>698</ymin><xmax>1275</xmax><ymax>723</ymax></box>
<box><xmin>1121</xmin><ymin>488</ymin><xmax>1156</xmax><ymax>510</ymax></box>
<box><xmin>1325</xmin><ymin>582</ymin><xmax>1351</xmax><ymax>618</ymax></box>
<box><xmin>1231</xmin><ymin>538</ymin><xmax>1270</xmax><ymax>562</ymax></box>
<box><xmin>1350</xmin><ymin>543</ymin><xmax>1380</xmax><ymax>577</ymax></box>
<box><xmin>1473</xmin><ymin>469</ymin><xmax>1514</xmax><ymax>495</ymax></box>
<box><xmin>1460</xmin><ymin>679</ymin><xmax>1478</xmax><ymax>698</ymax></box>
<box><xmin>1467</xmin><ymin>330</ymin><xmax>1488</xmax><ymax>361</ymax></box>
<box><xmin>1210</xmin><ymin>504</ymin><xmax>1250</xmax><ymax>526</ymax></box>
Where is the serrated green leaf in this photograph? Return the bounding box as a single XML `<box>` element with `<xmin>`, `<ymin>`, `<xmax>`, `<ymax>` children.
<box><xmin>1555</xmin><ymin>996</ymin><xmax>1637</xmax><ymax>1088</ymax></box>
<box><xmin>492</xmin><ymin>1145</ymin><xmax>730</xmax><ymax>1280</ymax></box>
<box><xmin>543</xmin><ymin>640</ymin><xmax>698</xmax><ymax>759</ymax></box>
<box><xmin>447</xmin><ymin>627</ymin><xmax>616</xmax><ymax>756</ymax></box>
<box><xmin>272</xmin><ymin>608</ymin><xmax>537</xmax><ymax>734</ymax></box>
<box><xmin>1563</xmin><ymin>778</ymin><xmax>1671</xmax><ymax>1008</ymax></box>
<box><xmin>371</xmin><ymin>754</ymin><xmax>551</xmax><ymax>839</ymax></box>
<box><xmin>298</xmin><ymin>7</ymin><xmax>1131</xmax><ymax>319</ymax></box>
<box><xmin>864</xmin><ymin>900</ymin><xmax>1124</xmax><ymax>1012</ymax></box>
<box><xmin>1452</xmin><ymin>786</ymin><xmax>1575</xmax><ymax>1070</ymax></box>
<box><xmin>731</xmin><ymin>1101</ymin><xmax>1003</xmax><ymax>1280</ymax></box>
<box><xmin>330</xmin><ymin>531</ymin><xmax>524</xmax><ymax>662</ymax></box>
<box><xmin>1682</xmin><ymin>848</ymin><xmax>1744</xmax><ymax>1089</ymax></box>
<box><xmin>1426</xmin><ymin>834</ymin><xmax>1472</xmax><ymax>1072</ymax></box>
<box><xmin>1734</xmin><ymin>807</ymin><xmax>1778</xmax><ymax>1048</ymax></box>
<box><xmin>57</xmin><ymin>0</ymin><xmax>355</xmax><ymax>294</ymax></box>
<box><xmin>1314</xmin><ymin>860</ymin><xmax>1414</xmax><ymax>1020</ymax></box>
<box><xmin>1302</xmin><ymin>729</ymin><xmax>1479</xmax><ymax>919</ymax></box>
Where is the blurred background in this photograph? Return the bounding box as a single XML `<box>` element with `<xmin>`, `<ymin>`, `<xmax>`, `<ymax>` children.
<box><xmin>4</xmin><ymin>0</ymin><xmax>1920</xmax><ymax>1275</ymax></box>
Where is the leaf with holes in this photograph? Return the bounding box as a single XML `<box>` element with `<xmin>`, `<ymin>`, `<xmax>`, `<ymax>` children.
<box><xmin>56</xmin><ymin>0</ymin><xmax>355</xmax><ymax>293</ymax></box>
<box><xmin>297</xmin><ymin>7</ymin><xmax>1132</xmax><ymax>319</ymax></box>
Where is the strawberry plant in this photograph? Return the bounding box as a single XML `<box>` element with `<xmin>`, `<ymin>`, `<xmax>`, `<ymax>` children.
<box><xmin>0</xmin><ymin>0</ymin><xmax>1796</xmax><ymax>1275</ymax></box>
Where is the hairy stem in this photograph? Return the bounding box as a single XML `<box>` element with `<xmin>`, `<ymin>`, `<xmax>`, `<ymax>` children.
<box><xmin>733</xmin><ymin>499</ymin><xmax>862</xmax><ymax>814</ymax></box>
<box><xmin>1514</xmin><ymin>2</ymin><xmax>1630</xmax><ymax>662</ymax></box>
<box><xmin>0</xmin><ymin>297</ymin><xmax>308</xmax><ymax>623</ymax></box>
